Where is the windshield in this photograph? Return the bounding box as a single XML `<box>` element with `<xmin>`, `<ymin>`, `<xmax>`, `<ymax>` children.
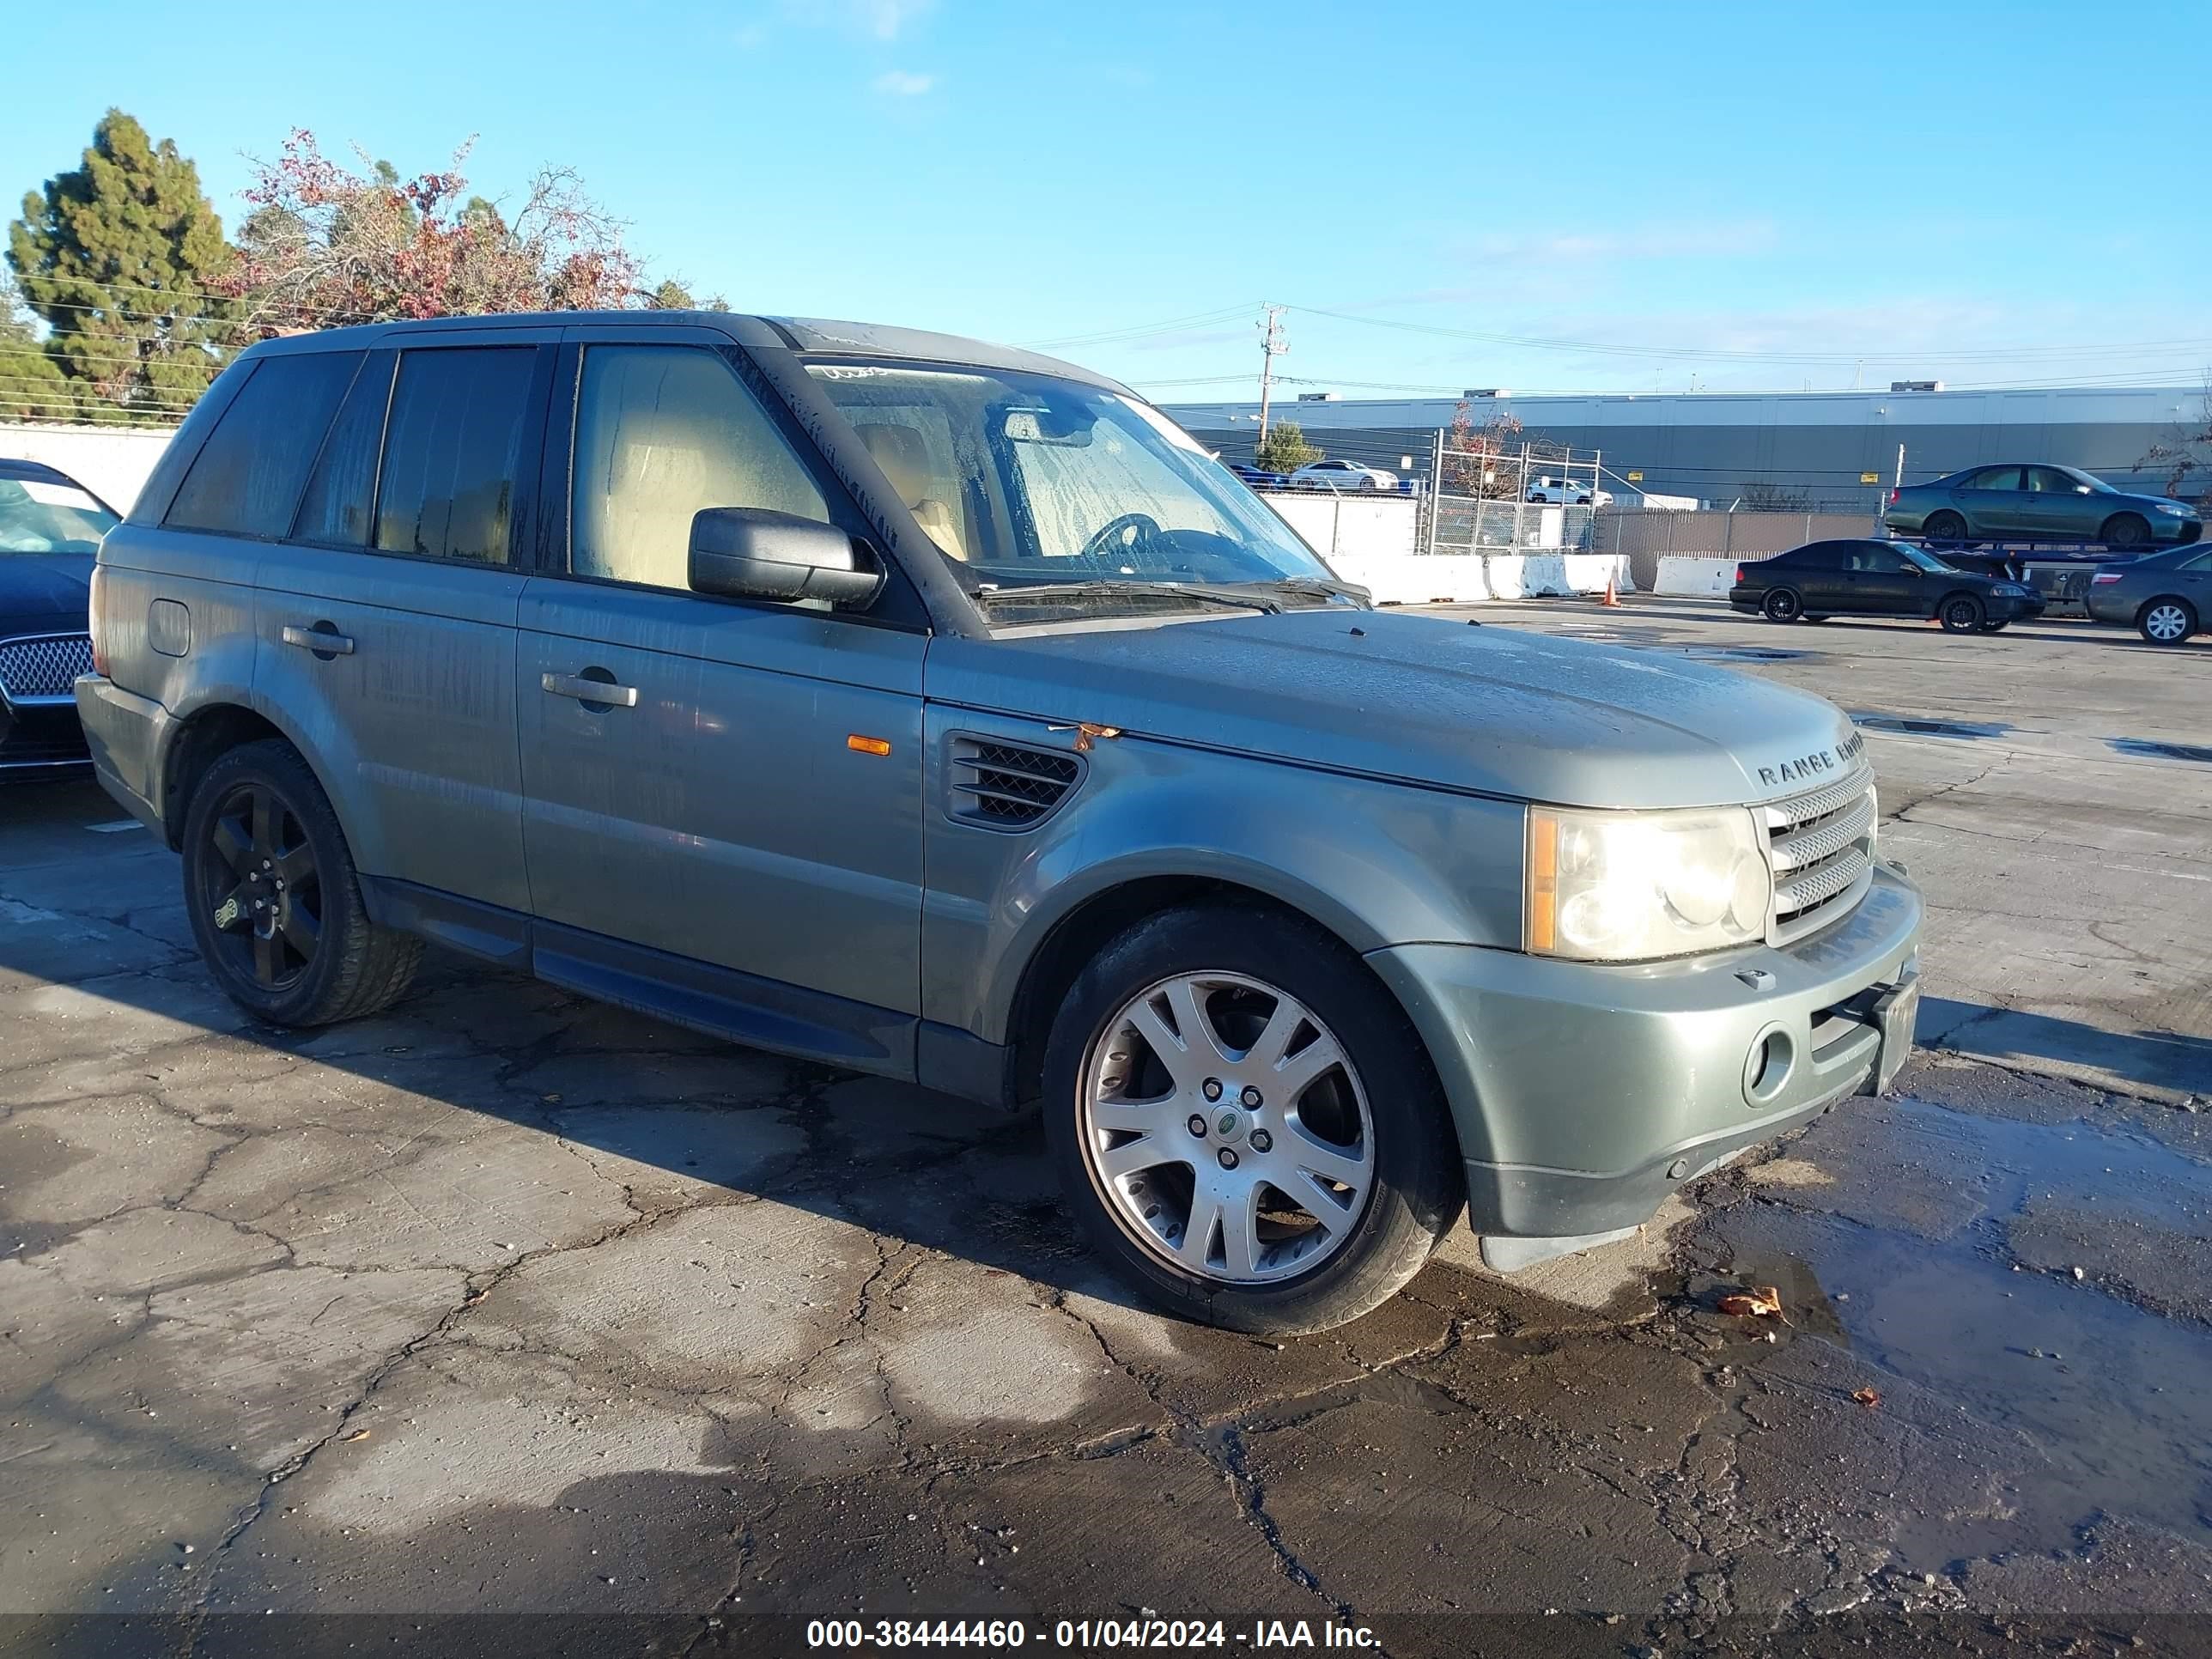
<box><xmin>0</xmin><ymin>477</ymin><xmax>118</xmax><ymax>555</ymax></box>
<box><xmin>1898</xmin><ymin>543</ymin><xmax>1958</xmax><ymax>573</ymax></box>
<box><xmin>806</xmin><ymin>362</ymin><xmax>1336</xmax><ymax>611</ymax></box>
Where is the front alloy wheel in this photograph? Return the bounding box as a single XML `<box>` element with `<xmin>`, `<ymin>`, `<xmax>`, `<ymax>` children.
<box><xmin>1042</xmin><ymin>904</ymin><xmax>1462</xmax><ymax>1334</ymax></box>
<box><xmin>1080</xmin><ymin>971</ymin><xmax>1374</xmax><ymax>1284</ymax></box>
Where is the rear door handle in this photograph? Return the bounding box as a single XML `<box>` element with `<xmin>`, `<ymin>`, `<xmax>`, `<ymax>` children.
<box><xmin>282</xmin><ymin>623</ymin><xmax>355</xmax><ymax>656</ymax></box>
<box><xmin>542</xmin><ymin>672</ymin><xmax>639</xmax><ymax>708</ymax></box>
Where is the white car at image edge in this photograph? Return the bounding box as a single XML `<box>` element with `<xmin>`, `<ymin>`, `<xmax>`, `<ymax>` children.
<box><xmin>1527</xmin><ymin>474</ymin><xmax>1613</xmax><ymax>506</ymax></box>
<box><xmin>1289</xmin><ymin>460</ymin><xmax>1399</xmax><ymax>493</ymax></box>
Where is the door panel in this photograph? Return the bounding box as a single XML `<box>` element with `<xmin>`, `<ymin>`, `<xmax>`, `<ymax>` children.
<box><xmin>255</xmin><ymin>547</ymin><xmax>530</xmax><ymax>908</ymax></box>
<box><xmin>516</xmin><ymin>581</ymin><xmax>927</xmax><ymax>1019</ymax></box>
<box><xmin>1955</xmin><ymin>466</ymin><xmax>2024</xmax><ymax>534</ymax></box>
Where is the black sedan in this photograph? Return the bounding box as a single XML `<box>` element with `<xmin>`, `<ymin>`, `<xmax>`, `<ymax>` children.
<box><xmin>1729</xmin><ymin>538</ymin><xmax>2046</xmax><ymax>634</ymax></box>
<box><xmin>1</xmin><ymin>458</ymin><xmax>118</xmax><ymax>778</ymax></box>
<box><xmin>2085</xmin><ymin>543</ymin><xmax>2212</xmax><ymax>645</ymax></box>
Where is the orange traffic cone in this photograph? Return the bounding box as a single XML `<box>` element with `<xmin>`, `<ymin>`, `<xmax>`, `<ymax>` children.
<box><xmin>1599</xmin><ymin>573</ymin><xmax>1622</xmax><ymax>607</ymax></box>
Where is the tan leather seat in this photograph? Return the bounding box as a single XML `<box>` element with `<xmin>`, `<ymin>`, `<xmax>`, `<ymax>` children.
<box><xmin>857</xmin><ymin>422</ymin><xmax>968</xmax><ymax>562</ymax></box>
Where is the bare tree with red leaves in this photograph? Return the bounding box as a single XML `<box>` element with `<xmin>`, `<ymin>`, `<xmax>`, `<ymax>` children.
<box><xmin>224</xmin><ymin>131</ymin><xmax>647</xmax><ymax>335</ymax></box>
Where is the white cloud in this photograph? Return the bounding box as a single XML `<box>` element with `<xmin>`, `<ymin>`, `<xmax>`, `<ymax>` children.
<box><xmin>872</xmin><ymin>69</ymin><xmax>936</xmax><ymax>96</ymax></box>
<box><xmin>782</xmin><ymin>0</ymin><xmax>935</xmax><ymax>40</ymax></box>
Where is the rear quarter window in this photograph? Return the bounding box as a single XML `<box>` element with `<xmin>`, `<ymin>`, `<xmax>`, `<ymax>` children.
<box><xmin>163</xmin><ymin>352</ymin><xmax>365</xmax><ymax>538</ymax></box>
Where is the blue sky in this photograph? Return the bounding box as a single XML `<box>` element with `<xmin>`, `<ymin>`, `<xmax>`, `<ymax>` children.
<box><xmin>7</xmin><ymin>0</ymin><xmax>2209</xmax><ymax>401</ymax></box>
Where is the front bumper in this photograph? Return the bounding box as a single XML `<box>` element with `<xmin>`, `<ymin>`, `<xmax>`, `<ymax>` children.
<box><xmin>73</xmin><ymin>674</ymin><xmax>172</xmax><ymax>832</ymax></box>
<box><xmin>1368</xmin><ymin>861</ymin><xmax>1923</xmax><ymax>1242</ymax></box>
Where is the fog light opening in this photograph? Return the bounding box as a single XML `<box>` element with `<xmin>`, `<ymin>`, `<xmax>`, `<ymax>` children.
<box><xmin>1744</xmin><ymin>1026</ymin><xmax>1796</xmax><ymax>1107</ymax></box>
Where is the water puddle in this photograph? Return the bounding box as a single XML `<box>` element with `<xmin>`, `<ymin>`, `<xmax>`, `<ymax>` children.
<box><xmin>1680</xmin><ymin>646</ymin><xmax>1808</xmax><ymax>663</ymax></box>
<box><xmin>2110</xmin><ymin>738</ymin><xmax>2212</xmax><ymax>764</ymax></box>
<box><xmin>1701</xmin><ymin>1096</ymin><xmax>2212</xmax><ymax>1563</ymax></box>
<box><xmin>1850</xmin><ymin>713</ymin><xmax>2013</xmax><ymax>740</ymax></box>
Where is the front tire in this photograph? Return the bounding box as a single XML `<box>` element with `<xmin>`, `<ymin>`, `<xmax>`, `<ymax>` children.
<box><xmin>1762</xmin><ymin>587</ymin><xmax>1803</xmax><ymax>623</ymax></box>
<box><xmin>181</xmin><ymin>739</ymin><xmax>422</xmax><ymax>1026</ymax></box>
<box><xmin>2101</xmin><ymin>513</ymin><xmax>2150</xmax><ymax>550</ymax></box>
<box><xmin>1042</xmin><ymin>903</ymin><xmax>1462</xmax><ymax>1334</ymax></box>
<box><xmin>1940</xmin><ymin>593</ymin><xmax>1987</xmax><ymax>633</ymax></box>
<box><xmin>2138</xmin><ymin>598</ymin><xmax>2197</xmax><ymax>645</ymax></box>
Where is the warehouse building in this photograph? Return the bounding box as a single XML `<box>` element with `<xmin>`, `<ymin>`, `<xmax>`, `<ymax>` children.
<box><xmin>1161</xmin><ymin>383</ymin><xmax>2209</xmax><ymax>507</ymax></box>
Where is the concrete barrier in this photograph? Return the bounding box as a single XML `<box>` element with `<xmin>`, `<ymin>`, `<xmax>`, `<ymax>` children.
<box><xmin>1325</xmin><ymin>551</ymin><xmax>1632</xmax><ymax>605</ymax></box>
<box><xmin>1654</xmin><ymin>556</ymin><xmax>1739</xmax><ymax>598</ymax></box>
<box><xmin>1328</xmin><ymin>552</ymin><xmax>1490</xmax><ymax>604</ymax></box>
<box><xmin>0</xmin><ymin>422</ymin><xmax>176</xmax><ymax>513</ymax></box>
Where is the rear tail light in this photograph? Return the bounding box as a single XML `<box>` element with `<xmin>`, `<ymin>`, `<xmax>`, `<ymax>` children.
<box><xmin>88</xmin><ymin>564</ymin><xmax>112</xmax><ymax>677</ymax></box>
<box><xmin>1734</xmin><ymin>565</ymin><xmax>1747</xmax><ymax>584</ymax></box>
<box><xmin>2091</xmin><ymin>572</ymin><xmax>2123</xmax><ymax>585</ymax></box>
<box><xmin>1887</xmin><ymin>489</ymin><xmax>1899</xmax><ymax>505</ymax></box>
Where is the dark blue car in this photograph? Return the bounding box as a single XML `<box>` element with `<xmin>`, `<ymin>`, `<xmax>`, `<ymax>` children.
<box><xmin>1</xmin><ymin>457</ymin><xmax>118</xmax><ymax>778</ymax></box>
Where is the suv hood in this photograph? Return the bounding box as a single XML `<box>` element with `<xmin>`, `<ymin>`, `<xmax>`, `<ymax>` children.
<box><xmin>0</xmin><ymin>553</ymin><xmax>94</xmax><ymax>634</ymax></box>
<box><xmin>927</xmin><ymin>608</ymin><xmax>1862</xmax><ymax>810</ymax></box>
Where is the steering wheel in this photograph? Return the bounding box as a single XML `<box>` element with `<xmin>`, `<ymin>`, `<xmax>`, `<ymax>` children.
<box><xmin>1078</xmin><ymin>512</ymin><xmax>1164</xmax><ymax>568</ymax></box>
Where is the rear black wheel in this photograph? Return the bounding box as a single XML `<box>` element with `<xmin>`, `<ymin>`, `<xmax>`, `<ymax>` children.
<box><xmin>1762</xmin><ymin>587</ymin><xmax>1803</xmax><ymax>623</ymax></box>
<box><xmin>2138</xmin><ymin>598</ymin><xmax>2197</xmax><ymax>645</ymax></box>
<box><xmin>1924</xmin><ymin>510</ymin><xmax>1967</xmax><ymax>544</ymax></box>
<box><xmin>1939</xmin><ymin>593</ymin><xmax>1987</xmax><ymax>634</ymax></box>
<box><xmin>182</xmin><ymin>740</ymin><xmax>421</xmax><ymax>1025</ymax></box>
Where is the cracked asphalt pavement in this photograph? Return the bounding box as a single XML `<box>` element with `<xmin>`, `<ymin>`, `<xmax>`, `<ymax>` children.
<box><xmin>2</xmin><ymin>599</ymin><xmax>2208</xmax><ymax>1657</ymax></box>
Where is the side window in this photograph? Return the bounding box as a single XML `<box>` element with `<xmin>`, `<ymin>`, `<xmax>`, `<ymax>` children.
<box><xmin>1787</xmin><ymin>543</ymin><xmax>1838</xmax><ymax>568</ymax></box>
<box><xmin>1971</xmin><ymin>466</ymin><xmax>2022</xmax><ymax>491</ymax></box>
<box><xmin>570</xmin><ymin>344</ymin><xmax>829</xmax><ymax>591</ymax></box>
<box><xmin>374</xmin><ymin>347</ymin><xmax>538</xmax><ymax>564</ymax></box>
<box><xmin>2027</xmin><ymin>466</ymin><xmax>2078</xmax><ymax>493</ymax></box>
<box><xmin>2182</xmin><ymin>549</ymin><xmax>2212</xmax><ymax>571</ymax></box>
<box><xmin>165</xmin><ymin>353</ymin><xmax>363</xmax><ymax>538</ymax></box>
<box><xmin>293</xmin><ymin>353</ymin><xmax>397</xmax><ymax>546</ymax></box>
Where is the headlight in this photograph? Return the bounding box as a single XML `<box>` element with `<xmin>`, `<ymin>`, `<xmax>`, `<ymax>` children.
<box><xmin>2154</xmin><ymin>502</ymin><xmax>2192</xmax><ymax>517</ymax></box>
<box><xmin>1526</xmin><ymin>805</ymin><xmax>1771</xmax><ymax>962</ymax></box>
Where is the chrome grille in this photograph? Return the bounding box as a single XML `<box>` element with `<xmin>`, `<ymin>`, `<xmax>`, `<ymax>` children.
<box><xmin>1763</xmin><ymin>766</ymin><xmax>1876</xmax><ymax>944</ymax></box>
<box><xmin>948</xmin><ymin>738</ymin><xmax>1084</xmax><ymax>830</ymax></box>
<box><xmin>0</xmin><ymin>634</ymin><xmax>94</xmax><ymax>704</ymax></box>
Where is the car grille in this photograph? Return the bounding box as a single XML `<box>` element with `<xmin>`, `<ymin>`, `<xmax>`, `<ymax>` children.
<box><xmin>0</xmin><ymin>634</ymin><xmax>94</xmax><ymax>704</ymax></box>
<box><xmin>1762</xmin><ymin>767</ymin><xmax>1877</xmax><ymax>945</ymax></box>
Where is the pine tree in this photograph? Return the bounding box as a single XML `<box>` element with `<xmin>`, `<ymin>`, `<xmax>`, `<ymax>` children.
<box><xmin>0</xmin><ymin>276</ymin><xmax>74</xmax><ymax>421</ymax></box>
<box><xmin>7</xmin><ymin>110</ymin><xmax>236</xmax><ymax>423</ymax></box>
<box><xmin>1255</xmin><ymin>420</ymin><xmax>1322</xmax><ymax>475</ymax></box>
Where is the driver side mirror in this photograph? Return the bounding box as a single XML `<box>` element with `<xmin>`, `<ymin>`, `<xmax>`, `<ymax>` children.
<box><xmin>689</xmin><ymin>507</ymin><xmax>884</xmax><ymax>607</ymax></box>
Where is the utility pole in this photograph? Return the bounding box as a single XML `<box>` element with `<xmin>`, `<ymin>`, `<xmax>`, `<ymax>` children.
<box><xmin>1256</xmin><ymin>304</ymin><xmax>1286</xmax><ymax>444</ymax></box>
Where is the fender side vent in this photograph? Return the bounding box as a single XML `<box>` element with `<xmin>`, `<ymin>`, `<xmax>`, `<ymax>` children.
<box><xmin>949</xmin><ymin>738</ymin><xmax>1083</xmax><ymax>830</ymax></box>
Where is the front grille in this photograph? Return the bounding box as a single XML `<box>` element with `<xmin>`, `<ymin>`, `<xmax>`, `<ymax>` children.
<box><xmin>0</xmin><ymin>634</ymin><xmax>94</xmax><ymax>703</ymax></box>
<box><xmin>948</xmin><ymin>738</ymin><xmax>1083</xmax><ymax>830</ymax></box>
<box><xmin>1763</xmin><ymin>767</ymin><xmax>1876</xmax><ymax>944</ymax></box>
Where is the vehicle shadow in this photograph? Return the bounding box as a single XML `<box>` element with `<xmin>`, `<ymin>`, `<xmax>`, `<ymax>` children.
<box><xmin>1918</xmin><ymin>994</ymin><xmax>2211</xmax><ymax>1101</ymax></box>
<box><xmin>0</xmin><ymin>781</ymin><xmax>1586</xmax><ymax>1333</ymax></box>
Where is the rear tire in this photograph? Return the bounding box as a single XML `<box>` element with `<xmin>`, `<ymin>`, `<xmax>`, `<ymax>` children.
<box><xmin>180</xmin><ymin>739</ymin><xmax>422</xmax><ymax>1026</ymax></box>
<box><xmin>2101</xmin><ymin>514</ymin><xmax>2150</xmax><ymax>550</ymax></box>
<box><xmin>1939</xmin><ymin>593</ymin><xmax>1987</xmax><ymax>634</ymax></box>
<box><xmin>1762</xmin><ymin>587</ymin><xmax>1803</xmax><ymax>623</ymax></box>
<box><xmin>2138</xmin><ymin>598</ymin><xmax>2197</xmax><ymax>645</ymax></box>
<box><xmin>1041</xmin><ymin>902</ymin><xmax>1463</xmax><ymax>1335</ymax></box>
<box><xmin>1924</xmin><ymin>510</ymin><xmax>1967</xmax><ymax>544</ymax></box>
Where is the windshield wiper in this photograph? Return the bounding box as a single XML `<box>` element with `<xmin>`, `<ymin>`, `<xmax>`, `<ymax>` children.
<box><xmin>976</xmin><ymin>580</ymin><xmax>1281</xmax><ymax>615</ymax></box>
<box><xmin>1249</xmin><ymin>575</ymin><xmax>1371</xmax><ymax>607</ymax></box>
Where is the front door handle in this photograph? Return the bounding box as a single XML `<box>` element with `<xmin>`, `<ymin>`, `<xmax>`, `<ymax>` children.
<box><xmin>542</xmin><ymin>671</ymin><xmax>639</xmax><ymax>708</ymax></box>
<box><xmin>282</xmin><ymin>623</ymin><xmax>356</xmax><ymax>656</ymax></box>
